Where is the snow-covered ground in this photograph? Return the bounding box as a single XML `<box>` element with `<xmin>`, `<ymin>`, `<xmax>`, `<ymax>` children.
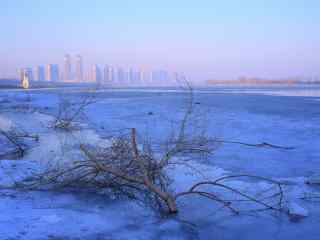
<box><xmin>0</xmin><ymin>86</ymin><xmax>319</xmax><ymax>239</ymax></box>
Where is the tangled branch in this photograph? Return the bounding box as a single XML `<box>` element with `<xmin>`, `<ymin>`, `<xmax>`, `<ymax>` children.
<box><xmin>0</xmin><ymin>128</ymin><xmax>39</xmax><ymax>159</ymax></box>
<box><xmin>52</xmin><ymin>92</ymin><xmax>97</xmax><ymax>131</ymax></box>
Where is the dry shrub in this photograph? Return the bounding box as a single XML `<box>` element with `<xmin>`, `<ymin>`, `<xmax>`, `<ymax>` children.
<box><xmin>51</xmin><ymin>91</ymin><xmax>97</xmax><ymax>131</ymax></box>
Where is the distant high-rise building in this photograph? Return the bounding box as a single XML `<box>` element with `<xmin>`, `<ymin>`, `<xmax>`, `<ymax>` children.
<box><xmin>64</xmin><ymin>54</ymin><xmax>72</xmax><ymax>81</ymax></box>
<box><xmin>46</xmin><ymin>64</ymin><xmax>59</xmax><ymax>82</ymax></box>
<box><xmin>91</xmin><ymin>64</ymin><xmax>102</xmax><ymax>83</ymax></box>
<box><xmin>103</xmin><ymin>65</ymin><xmax>109</xmax><ymax>83</ymax></box>
<box><xmin>152</xmin><ymin>70</ymin><xmax>169</xmax><ymax>85</ymax></box>
<box><xmin>135</xmin><ymin>70</ymin><xmax>142</xmax><ymax>85</ymax></box>
<box><xmin>45</xmin><ymin>65</ymin><xmax>50</xmax><ymax>81</ymax></box>
<box><xmin>141</xmin><ymin>69</ymin><xmax>151</xmax><ymax>85</ymax></box>
<box><xmin>18</xmin><ymin>69</ymin><xmax>24</xmax><ymax>82</ymax></box>
<box><xmin>103</xmin><ymin>65</ymin><xmax>115</xmax><ymax>83</ymax></box>
<box><xmin>151</xmin><ymin>70</ymin><xmax>158</xmax><ymax>84</ymax></box>
<box><xmin>115</xmin><ymin>68</ymin><xmax>127</xmax><ymax>84</ymax></box>
<box><xmin>109</xmin><ymin>66</ymin><xmax>115</xmax><ymax>82</ymax></box>
<box><xmin>117</xmin><ymin>68</ymin><xmax>125</xmax><ymax>84</ymax></box>
<box><xmin>125</xmin><ymin>69</ymin><xmax>129</xmax><ymax>83</ymax></box>
<box><xmin>75</xmin><ymin>55</ymin><xmax>83</xmax><ymax>82</ymax></box>
<box><xmin>34</xmin><ymin>66</ymin><xmax>45</xmax><ymax>81</ymax></box>
<box><xmin>128</xmin><ymin>69</ymin><xmax>142</xmax><ymax>85</ymax></box>
<box><xmin>129</xmin><ymin>68</ymin><xmax>135</xmax><ymax>84</ymax></box>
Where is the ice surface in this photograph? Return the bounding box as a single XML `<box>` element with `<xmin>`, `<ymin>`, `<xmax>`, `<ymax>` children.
<box><xmin>0</xmin><ymin>86</ymin><xmax>320</xmax><ymax>239</ymax></box>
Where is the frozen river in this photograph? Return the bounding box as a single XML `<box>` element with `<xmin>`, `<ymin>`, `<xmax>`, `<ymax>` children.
<box><xmin>56</xmin><ymin>85</ymin><xmax>320</xmax><ymax>178</ymax></box>
<box><xmin>2</xmin><ymin>85</ymin><xmax>320</xmax><ymax>178</ymax></box>
<box><xmin>0</xmin><ymin>85</ymin><xmax>319</xmax><ymax>240</ymax></box>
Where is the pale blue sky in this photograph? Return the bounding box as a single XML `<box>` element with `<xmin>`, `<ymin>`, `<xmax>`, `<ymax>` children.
<box><xmin>1</xmin><ymin>0</ymin><xmax>319</xmax><ymax>80</ymax></box>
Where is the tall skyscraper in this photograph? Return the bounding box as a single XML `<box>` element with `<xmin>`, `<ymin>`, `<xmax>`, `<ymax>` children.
<box><xmin>135</xmin><ymin>70</ymin><xmax>142</xmax><ymax>85</ymax></box>
<box><xmin>75</xmin><ymin>55</ymin><xmax>83</xmax><ymax>82</ymax></box>
<box><xmin>34</xmin><ymin>66</ymin><xmax>45</xmax><ymax>81</ymax></box>
<box><xmin>18</xmin><ymin>69</ymin><xmax>24</xmax><ymax>82</ymax></box>
<box><xmin>45</xmin><ymin>65</ymin><xmax>50</xmax><ymax>81</ymax></box>
<box><xmin>152</xmin><ymin>70</ymin><xmax>169</xmax><ymax>86</ymax></box>
<box><xmin>129</xmin><ymin>68</ymin><xmax>135</xmax><ymax>84</ymax></box>
<box><xmin>46</xmin><ymin>64</ymin><xmax>59</xmax><ymax>82</ymax></box>
<box><xmin>103</xmin><ymin>65</ymin><xmax>109</xmax><ymax>83</ymax></box>
<box><xmin>117</xmin><ymin>67</ymin><xmax>125</xmax><ymax>84</ymax></box>
<box><xmin>124</xmin><ymin>69</ymin><xmax>129</xmax><ymax>84</ymax></box>
<box><xmin>33</xmin><ymin>67</ymin><xmax>39</xmax><ymax>81</ymax></box>
<box><xmin>109</xmin><ymin>66</ymin><xmax>114</xmax><ymax>82</ymax></box>
<box><xmin>64</xmin><ymin>54</ymin><xmax>72</xmax><ymax>81</ymax></box>
<box><xmin>103</xmin><ymin>65</ymin><xmax>115</xmax><ymax>83</ymax></box>
<box><xmin>91</xmin><ymin>64</ymin><xmax>102</xmax><ymax>83</ymax></box>
<box><xmin>151</xmin><ymin>70</ymin><xmax>159</xmax><ymax>85</ymax></box>
<box><xmin>141</xmin><ymin>69</ymin><xmax>151</xmax><ymax>85</ymax></box>
<box><xmin>128</xmin><ymin>69</ymin><xmax>142</xmax><ymax>86</ymax></box>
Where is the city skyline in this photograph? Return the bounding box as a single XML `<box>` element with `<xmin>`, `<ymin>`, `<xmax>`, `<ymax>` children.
<box><xmin>1</xmin><ymin>1</ymin><xmax>320</xmax><ymax>81</ymax></box>
<box><xmin>17</xmin><ymin>54</ymin><xmax>177</xmax><ymax>86</ymax></box>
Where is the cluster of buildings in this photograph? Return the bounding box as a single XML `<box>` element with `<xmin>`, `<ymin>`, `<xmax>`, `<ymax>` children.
<box><xmin>18</xmin><ymin>55</ymin><xmax>83</xmax><ymax>85</ymax></box>
<box><xmin>18</xmin><ymin>55</ymin><xmax>181</xmax><ymax>87</ymax></box>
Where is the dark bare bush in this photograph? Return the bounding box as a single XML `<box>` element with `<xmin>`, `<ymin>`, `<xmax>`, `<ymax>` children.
<box><xmin>51</xmin><ymin>91</ymin><xmax>97</xmax><ymax>131</ymax></box>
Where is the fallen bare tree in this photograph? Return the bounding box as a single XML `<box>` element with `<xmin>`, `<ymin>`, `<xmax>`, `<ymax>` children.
<box><xmin>15</xmin><ymin>127</ymin><xmax>285</xmax><ymax>215</ymax></box>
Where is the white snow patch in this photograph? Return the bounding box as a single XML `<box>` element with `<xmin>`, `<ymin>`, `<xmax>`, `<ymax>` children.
<box><xmin>40</xmin><ymin>214</ymin><xmax>62</xmax><ymax>224</ymax></box>
<box><xmin>25</xmin><ymin>126</ymin><xmax>111</xmax><ymax>167</ymax></box>
<box><xmin>169</xmin><ymin>159</ymin><xmax>227</xmax><ymax>192</ymax></box>
<box><xmin>0</xmin><ymin>115</ymin><xmax>13</xmax><ymax>131</ymax></box>
<box><xmin>288</xmin><ymin>202</ymin><xmax>309</xmax><ymax>218</ymax></box>
<box><xmin>32</xmin><ymin>111</ymin><xmax>55</xmax><ymax>123</ymax></box>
